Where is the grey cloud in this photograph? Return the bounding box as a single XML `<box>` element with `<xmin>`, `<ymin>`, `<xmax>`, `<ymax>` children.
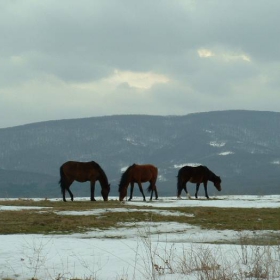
<box><xmin>0</xmin><ymin>0</ymin><xmax>279</xmax><ymax>128</ymax></box>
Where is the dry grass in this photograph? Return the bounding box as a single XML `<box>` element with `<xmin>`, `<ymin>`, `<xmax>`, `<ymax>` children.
<box><xmin>0</xmin><ymin>199</ymin><xmax>279</xmax><ymax>240</ymax></box>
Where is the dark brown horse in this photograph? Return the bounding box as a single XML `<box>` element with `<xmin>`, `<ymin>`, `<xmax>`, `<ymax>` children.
<box><xmin>59</xmin><ymin>161</ymin><xmax>110</xmax><ymax>202</ymax></box>
<box><xmin>119</xmin><ymin>164</ymin><xmax>159</xmax><ymax>201</ymax></box>
<box><xmin>177</xmin><ymin>165</ymin><xmax>221</xmax><ymax>199</ymax></box>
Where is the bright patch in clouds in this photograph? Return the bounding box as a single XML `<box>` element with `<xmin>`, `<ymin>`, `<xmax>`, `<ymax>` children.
<box><xmin>197</xmin><ymin>48</ymin><xmax>215</xmax><ymax>58</ymax></box>
<box><xmin>106</xmin><ymin>69</ymin><xmax>170</xmax><ymax>89</ymax></box>
<box><xmin>10</xmin><ymin>55</ymin><xmax>25</xmax><ymax>65</ymax></box>
<box><xmin>222</xmin><ymin>53</ymin><xmax>251</xmax><ymax>62</ymax></box>
<box><xmin>72</xmin><ymin>69</ymin><xmax>169</xmax><ymax>92</ymax></box>
<box><xmin>197</xmin><ymin>48</ymin><xmax>251</xmax><ymax>62</ymax></box>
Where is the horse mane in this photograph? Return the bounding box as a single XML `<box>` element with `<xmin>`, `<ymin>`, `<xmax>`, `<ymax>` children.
<box><xmin>91</xmin><ymin>161</ymin><xmax>108</xmax><ymax>183</ymax></box>
<box><xmin>118</xmin><ymin>164</ymin><xmax>135</xmax><ymax>191</ymax></box>
<box><xmin>207</xmin><ymin>167</ymin><xmax>220</xmax><ymax>182</ymax></box>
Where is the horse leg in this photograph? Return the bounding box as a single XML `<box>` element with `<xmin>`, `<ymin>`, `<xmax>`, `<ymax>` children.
<box><xmin>66</xmin><ymin>183</ymin><xmax>74</xmax><ymax>201</ymax></box>
<box><xmin>195</xmin><ymin>183</ymin><xmax>200</xmax><ymax>199</ymax></box>
<box><xmin>138</xmin><ymin>182</ymin><xmax>146</xmax><ymax>201</ymax></box>
<box><xmin>184</xmin><ymin>183</ymin><xmax>191</xmax><ymax>199</ymax></box>
<box><xmin>60</xmin><ymin>178</ymin><xmax>71</xmax><ymax>202</ymax></box>
<box><xmin>63</xmin><ymin>180</ymin><xmax>74</xmax><ymax>201</ymax></box>
<box><xmin>128</xmin><ymin>182</ymin><xmax>134</xmax><ymax>201</ymax></box>
<box><xmin>177</xmin><ymin>181</ymin><xmax>183</xmax><ymax>199</ymax></box>
<box><xmin>149</xmin><ymin>189</ymin><xmax>153</xmax><ymax>201</ymax></box>
<box><xmin>177</xmin><ymin>176</ymin><xmax>183</xmax><ymax>199</ymax></box>
<box><xmin>149</xmin><ymin>183</ymin><xmax>158</xmax><ymax>201</ymax></box>
<box><xmin>62</xmin><ymin>187</ymin><xmax>67</xmax><ymax>202</ymax></box>
<box><xmin>154</xmin><ymin>186</ymin><xmax>158</xmax><ymax>200</ymax></box>
<box><xmin>90</xmin><ymin>181</ymin><xmax>96</xmax><ymax>201</ymax></box>
<box><xmin>177</xmin><ymin>187</ymin><xmax>182</xmax><ymax>199</ymax></box>
<box><xmin>204</xmin><ymin>182</ymin><xmax>209</xmax><ymax>199</ymax></box>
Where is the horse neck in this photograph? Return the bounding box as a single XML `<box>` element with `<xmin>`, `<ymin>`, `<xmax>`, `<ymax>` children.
<box><xmin>208</xmin><ymin>171</ymin><xmax>217</xmax><ymax>182</ymax></box>
<box><xmin>119</xmin><ymin>168</ymin><xmax>132</xmax><ymax>190</ymax></box>
<box><xmin>97</xmin><ymin>169</ymin><xmax>109</xmax><ymax>188</ymax></box>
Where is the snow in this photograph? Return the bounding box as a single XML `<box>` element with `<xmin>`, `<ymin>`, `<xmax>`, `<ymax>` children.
<box><xmin>209</xmin><ymin>141</ymin><xmax>226</xmax><ymax>147</ymax></box>
<box><xmin>0</xmin><ymin>195</ymin><xmax>280</xmax><ymax>280</ymax></box>
<box><xmin>173</xmin><ymin>163</ymin><xmax>201</xmax><ymax>168</ymax></box>
<box><xmin>0</xmin><ymin>205</ymin><xmax>50</xmax><ymax>211</ymax></box>
<box><xmin>218</xmin><ymin>151</ymin><xmax>234</xmax><ymax>156</ymax></box>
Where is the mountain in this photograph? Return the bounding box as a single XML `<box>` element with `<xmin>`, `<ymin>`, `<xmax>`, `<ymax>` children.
<box><xmin>0</xmin><ymin>110</ymin><xmax>279</xmax><ymax>198</ymax></box>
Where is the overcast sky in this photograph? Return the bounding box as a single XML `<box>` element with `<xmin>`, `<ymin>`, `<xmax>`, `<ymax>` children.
<box><xmin>1</xmin><ymin>1</ymin><xmax>279</xmax><ymax>128</ymax></box>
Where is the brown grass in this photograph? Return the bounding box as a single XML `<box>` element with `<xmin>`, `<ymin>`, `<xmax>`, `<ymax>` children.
<box><xmin>0</xmin><ymin>199</ymin><xmax>279</xmax><ymax>240</ymax></box>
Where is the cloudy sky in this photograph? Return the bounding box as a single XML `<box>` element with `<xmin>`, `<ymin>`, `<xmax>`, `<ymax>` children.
<box><xmin>1</xmin><ymin>1</ymin><xmax>279</xmax><ymax>128</ymax></box>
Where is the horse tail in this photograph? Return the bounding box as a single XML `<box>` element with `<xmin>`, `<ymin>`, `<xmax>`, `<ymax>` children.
<box><xmin>177</xmin><ymin>169</ymin><xmax>184</xmax><ymax>194</ymax></box>
<box><xmin>177</xmin><ymin>174</ymin><xmax>181</xmax><ymax>191</ymax></box>
<box><xmin>147</xmin><ymin>184</ymin><xmax>153</xmax><ymax>193</ymax></box>
<box><xmin>59</xmin><ymin>166</ymin><xmax>66</xmax><ymax>194</ymax></box>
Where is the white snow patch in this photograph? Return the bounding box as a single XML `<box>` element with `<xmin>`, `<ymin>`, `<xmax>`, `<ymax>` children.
<box><xmin>1</xmin><ymin>195</ymin><xmax>280</xmax><ymax>280</ymax></box>
<box><xmin>219</xmin><ymin>151</ymin><xmax>234</xmax><ymax>156</ymax></box>
<box><xmin>126</xmin><ymin>195</ymin><xmax>280</xmax><ymax>209</ymax></box>
<box><xmin>0</xmin><ymin>206</ymin><xmax>51</xmax><ymax>211</ymax></box>
<box><xmin>56</xmin><ymin>208</ymin><xmax>191</xmax><ymax>217</ymax></box>
<box><xmin>158</xmin><ymin>174</ymin><xmax>167</xmax><ymax>182</ymax></box>
<box><xmin>271</xmin><ymin>160</ymin><xmax>280</xmax><ymax>165</ymax></box>
<box><xmin>120</xmin><ymin>166</ymin><xmax>128</xmax><ymax>172</ymax></box>
<box><xmin>210</xmin><ymin>141</ymin><xmax>226</xmax><ymax>147</ymax></box>
<box><xmin>174</xmin><ymin>163</ymin><xmax>201</xmax><ymax>168</ymax></box>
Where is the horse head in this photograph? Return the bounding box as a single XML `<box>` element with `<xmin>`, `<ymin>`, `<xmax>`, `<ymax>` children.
<box><xmin>101</xmin><ymin>184</ymin><xmax>110</xmax><ymax>201</ymax></box>
<box><xmin>214</xmin><ymin>176</ymin><xmax>222</xmax><ymax>191</ymax></box>
<box><xmin>118</xmin><ymin>184</ymin><xmax>128</xmax><ymax>201</ymax></box>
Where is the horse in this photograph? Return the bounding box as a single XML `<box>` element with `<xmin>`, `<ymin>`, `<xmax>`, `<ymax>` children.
<box><xmin>59</xmin><ymin>161</ymin><xmax>110</xmax><ymax>202</ymax></box>
<box><xmin>177</xmin><ymin>165</ymin><xmax>221</xmax><ymax>199</ymax></box>
<box><xmin>119</xmin><ymin>164</ymin><xmax>159</xmax><ymax>201</ymax></box>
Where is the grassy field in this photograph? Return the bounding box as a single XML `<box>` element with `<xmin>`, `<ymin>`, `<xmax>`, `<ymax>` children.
<box><xmin>0</xmin><ymin>198</ymin><xmax>279</xmax><ymax>244</ymax></box>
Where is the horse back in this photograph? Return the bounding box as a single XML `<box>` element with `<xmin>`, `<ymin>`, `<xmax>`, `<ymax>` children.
<box><xmin>133</xmin><ymin>164</ymin><xmax>158</xmax><ymax>182</ymax></box>
<box><xmin>179</xmin><ymin>165</ymin><xmax>209</xmax><ymax>183</ymax></box>
<box><xmin>61</xmin><ymin>161</ymin><xmax>99</xmax><ymax>182</ymax></box>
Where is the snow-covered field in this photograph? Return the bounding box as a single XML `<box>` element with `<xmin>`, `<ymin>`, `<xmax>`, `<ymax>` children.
<box><xmin>0</xmin><ymin>195</ymin><xmax>280</xmax><ymax>280</ymax></box>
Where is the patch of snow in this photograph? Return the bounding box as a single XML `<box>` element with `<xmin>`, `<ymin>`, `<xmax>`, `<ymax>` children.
<box><xmin>218</xmin><ymin>151</ymin><xmax>234</xmax><ymax>156</ymax></box>
<box><xmin>120</xmin><ymin>166</ymin><xmax>128</xmax><ymax>172</ymax></box>
<box><xmin>56</xmin><ymin>208</ymin><xmax>191</xmax><ymax>217</ymax></box>
<box><xmin>210</xmin><ymin>141</ymin><xmax>226</xmax><ymax>147</ymax></box>
<box><xmin>0</xmin><ymin>195</ymin><xmax>280</xmax><ymax>279</ymax></box>
<box><xmin>271</xmin><ymin>160</ymin><xmax>280</xmax><ymax>165</ymax></box>
<box><xmin>158</xmin><ymin>174</ymin><xmax>167</xmax><ymax>181</ymax></box>
<box><xmin>127</xmin><ymin>195</ymin><xmax>280</xmax><ymax>209</ymax></box>
<box><xmin>0</xmin><ymin>206</ymin><xmax>51</xmax><ymax>211</ymax></box>
<box><xmin>174</xmin><ymin>163</ymin><xmax>201</xmax><ymax>168</ymax></box>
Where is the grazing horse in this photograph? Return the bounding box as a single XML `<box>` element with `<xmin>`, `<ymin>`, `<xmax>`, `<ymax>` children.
<box><xmin>59</xmin><ymin>161</ymin><xmax>110</xmax><ymax>202</ymax></box>
<box><xmin>119</xmin><ymin>164</ymin><xmax>159</xmax><ymax>201</ymax></box>
<box><xmin>177</xmin><ymin>165</ymin><xmax>221</xmax><ymax>199</ymax></box>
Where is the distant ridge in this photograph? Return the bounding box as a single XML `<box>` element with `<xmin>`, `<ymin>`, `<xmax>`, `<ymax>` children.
<box><xmin>0</xmin><ymin>110</ymin><xmax>279</xmax><ymax>198</ymax></box>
